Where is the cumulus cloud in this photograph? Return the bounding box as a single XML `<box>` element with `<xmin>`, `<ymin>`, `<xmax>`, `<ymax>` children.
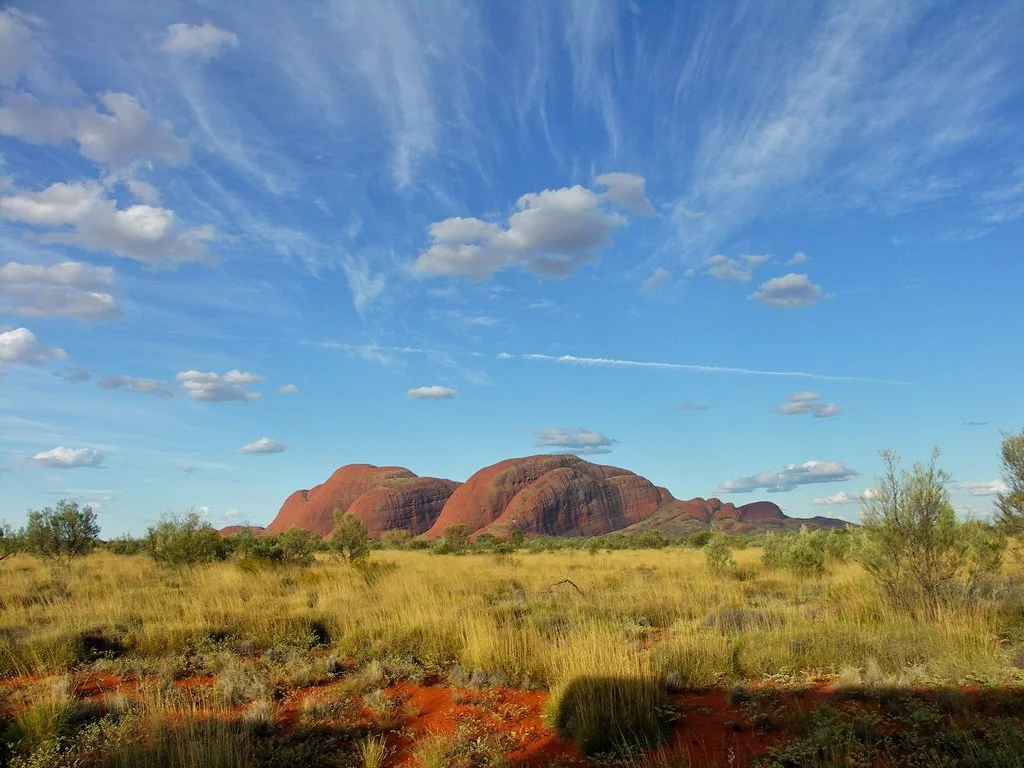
<box><xmin>595</xmin><ymin>172</ymin><xmax>654</xmax><ymax>215</ymax></box>
<box><xmin>407</xmin><ymin>385</ymin><xmax>457</xmax><ymax>399</ymax></box>
<box><xmin>415</xmin><ymin>183</ymin><xmax>630</xmax><ymax>279</ymax></box>
<box><xmin>536</xmin><ymin>427</ymin><xmax>617</xmax><ymax>455</ymax></box>
<box><xmin>98</xmin><ymin>376</ymin><xmax>172</xmax><ymax>397</ymax></box>
<box><xmin>278</xmin><ymin>383</ymin><xmax>298</xmax><ymax>394</ymax></box>
<box><xmin>749</xmin><ymin>273</ymin><xmax>824</xmax><ymax>309</ymax></box>
<box><xmin>31</xmin><ymin>446</ymin><xmax>104</xmax><ymax>469</ymax></box>
<box><xmin>953</xmin><ymin>480</ymin><xmax>1009</xmax><ymax>497</ymax></box>
<box><xmin>159</xmin><ymin>22</ymin><xmax>239</xmax><ymax>57</ymax></box>
<box><xmin>812</xmin><ymin>488</ymin><xmax>877</xmax><ymax>505</ymax></box>
<box><xmin>685</xmin><ymin>253</ymin><xmax>770</xmax><ymax>282</ymax></box>
<box><xmin>640</xmin><ymin>267</ymin><xmax>669</xmax><ymax>291</ymax></box>
<box><xmin>0</xmin><ymin>261</ymin><xmax>119</xmax><ymax>320</ymax></box>
<box><xmin>774</xmin><ymin>391</ymin><xmax>841</xmax><ymax>418</ymax></box>
<box><xmin>238</xmin><ymin>437</ymin><xmax>286</xmax><ymax>455</ymax></box>
<box><xmin>75</xmin><ymin>92</ymin><xmax>188</xmax><ymax>168</ymax></box>
<box><xmin>0</xmin><ymin>90</ymin><xmax>74</xmax><ymax>144</ymax></box>
<box><xmin>0</xmin><ymin>9</ymin><xmax>42</xmax><ymax>82</ymax></box>
<box><xmin>788</xmin><ymin>251</ymin><xmax>810</xmax><ymax>265</ymax></box>
<box><xmin>680</xmin><ymin>402</ymin><xmax>710</xmax><ymax>411</ymax></box>
<box><xmin>176</xmin><ymin>369</ymin><xmax>263</xmax><ymax>402</ymax></box>
<box><xmin>720</xmin><ymin>460</ymin><xmax>858</xmax><ymax>493</ymax></box>
<box><xmin>0</xmin><ymin>181</ymin><xmax>213</xmax><ymax>264</ymax></box>
<box><xmin>0</xmin><ymin>327</ymin><xmax>66</xmax><ymax>371</ymax></box>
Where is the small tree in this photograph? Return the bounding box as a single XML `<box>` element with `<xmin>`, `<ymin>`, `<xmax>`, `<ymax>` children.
<box><xmin>995</xmin><ymin>428</ymin><xmax>1024</xmax><ymax>560</ymax></box>
<box><xmin>146</xmin><ymin>511</ymin><xmax>224</xmax><ymax>568</ymax></box>
<box><xmin>23</xmin><ymin>500</ymin><xmax>100</xmax><ymax>567</ymax></box>
<box><xmin>331</xmin><ymin>510</ymin><xmax>369</xmax><ymax>563</ymax></box>
<box><xmin>704</xmin><ymin>534</ymin><xmax>735</xmax><ymax>574</ymax></box>
<box><xmin>276</xmin><ymin>527</ymin><xmax>319</xmax><ymax>568</ymax></box>
<box><xmin>0</xmin><ymin>523</ymin><xmax>21</xmax><ymax>563</ymax></box>
<box><xmin>433</xmin><ymin>523</ymin><xmax>470</xmax><ymax>555</ymax></box>
<box><xmin>856</xmin><ymin>449</ymin><xmax>1004</xmax><ymax>611</ymax></box>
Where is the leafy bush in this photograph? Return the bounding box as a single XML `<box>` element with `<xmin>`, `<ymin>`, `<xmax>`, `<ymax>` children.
<box><xmin>331</xmin><ymin>511</ymin><xmax>369</xmax><ymax>563</ymax></box>
<box><xmin>275</xmin><ymin>527</ymin><xmax>319</xmax><ymax>567</ymax></box>
<box><xmin>704</xmin><ymin>534</ymin><xmax>735</xmax><ymax>574</ymax></box>
<box><xmin>0</xmin><ymin>522</ymin><xmax>21</xmax><ymax>563</ymax></box>
<box><xmin>995</xmin><ymin>428</ymin><xmax>1024</xmax><ymax>557</ymax></box>
<box><xmin>432</xmin><ymin>524</ymin><xmax>470</xmax><ymax>555</ymax></box>
<box><xmin>856</xmin><ymin>449</ymin><xmax>1005</xmax><ymax>612</ymax></box>
<box><xmin>23</xmin><ymin>500</ymin><xmax>100</xmax><ymax>567</ymax></box>
<box><xmin>105</xmin><ymin>535</ymin><xmax>143</xmax><ymax>556</ymax></box>
<box><xmin>378</xmin><ymin>529</ymin><xmax>414</xmax><ymax>550</ymax></box>
<box><xmin>145</xmin><ymin>511</ymin><xmax>225</xmax><ymax>568</ymax></box>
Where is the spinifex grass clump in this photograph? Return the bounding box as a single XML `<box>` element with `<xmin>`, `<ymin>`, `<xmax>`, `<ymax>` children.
<box><xmin>547</xmin><ymin>674</ymin><xmax>670</xmax><ymax>755</ymax></box>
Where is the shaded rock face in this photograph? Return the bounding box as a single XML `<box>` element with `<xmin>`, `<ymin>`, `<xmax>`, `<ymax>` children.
<box><xmin>266</xmin><ymin>464</ymin><xmax>460</xmax><ymax>538</ymax></box>
<box><xmin>426</xmin><ymin>454</ymin><xmax>668</xmax><ymax>538</ymax></box>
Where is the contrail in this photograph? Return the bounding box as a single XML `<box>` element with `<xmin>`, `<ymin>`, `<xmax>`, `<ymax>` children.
<box><xmin>501</xmin><ymin>353</ymin><xmax>910</xmax><ymax>385</ymax></box>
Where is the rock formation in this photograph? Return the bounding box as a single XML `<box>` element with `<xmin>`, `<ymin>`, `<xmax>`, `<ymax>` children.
<box><xmin>425</xmin><ymin>454</ymin><xmax>672</xmax><ymax>538</ymax></box>
<box><xmin>265</xmin><ymin>464</ymin><xmax>460</xmax><ymax>538</ymax></box>
<box><xmin>269</xmin><ymin>456</ymin><xmax>849</xmax><ymax>539</ymax></box>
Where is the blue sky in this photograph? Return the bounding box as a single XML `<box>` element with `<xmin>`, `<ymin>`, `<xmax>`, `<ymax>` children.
<box><xmin>1</xmin><ymin>1</ymin><xmax>1022</xmax><ymax>535</ymax></box>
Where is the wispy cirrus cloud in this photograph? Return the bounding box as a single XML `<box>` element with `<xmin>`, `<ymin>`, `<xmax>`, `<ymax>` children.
<box><xmin>503</xmin><ymin>352</ymin><xmax>907</xmax><ymax>384</ymax></box>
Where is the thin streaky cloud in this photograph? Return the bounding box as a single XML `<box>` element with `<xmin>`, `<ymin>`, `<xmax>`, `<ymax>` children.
<box><xmin>509</xmin><ymin>353</ymin><xmax>909</xmax><ymax>385</ymax></box>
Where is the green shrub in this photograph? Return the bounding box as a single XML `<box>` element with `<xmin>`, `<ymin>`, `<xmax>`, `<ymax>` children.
<box><xmin>331</xmin><ymin>511</ymin><xmax>369</xmax><ymax>563</ymax></box>
<box><xmin>23</xmin><ymin>500</ymin><xmax>100</xmax><ymax>567</ymax></box>
<box><xmin>704</xmin><ymin>534</ymin><xmax>735</xmax><ymax>574</ymax></box>
<box><xmin>856</xmin><ymin>449</ymin><xmax>1006</xmax><ymax>612</ymax></box>
<box><xmin>145</xmin><ymin>511</ymin><xmax>225</xmax><ymax>568</ymax></box>
<box><xmin>0</xmin><ymin>522</ymin><xmax>21</xmax><ymax>563</ymax></box>
<box><xmin>105</xmin><ymin>535</ymin><xmax>143</xmax><ymax>556</ymax></box>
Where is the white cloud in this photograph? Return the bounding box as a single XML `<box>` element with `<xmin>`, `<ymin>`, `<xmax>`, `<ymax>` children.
<box><xmin>0</xmin><ymin>9</ymin><xmax>42</xmax><ymax>82</ymax></box>
<box><xmin>0</xmin><ymin>181</ymin><xmax>213</xmax><ymax>264</ymax></box>
<box><xmin>0</xmin><ymin>261</ymin><xmax>119</xmax><ymax>320</ymax></box>
<box><xmin>98</xmin><ymin>376</ymin><xmax>172</xmax><ymax>397</ymax></box>
<box><xmin>159</xmin><ymin>22</ymin><xmax>239</xmax><ymax>57</ymax></box>
<box><xmin>0</xmin><ymin>90</ymin><xmax>74</xmax><ymax>144</ymax></box>
<box><xmin>774</xmin><ymin>391</ymin><xmax>841</xmax><ymax>418</ymax></box>
<box><xmin>75</xmin><ymin>92</ymin><xmax>188</xmax><ymax>168</ymax></box>
<box><xmin>407</xmin><ymin>385</ymin><xmax>457</xmax><ymax>399</ymax></box>
<box><xmin>788</xmin><ymin>251</ymin><xmax>809</xmax><ymax>265</ymax></box>
<box><xmin>341</xmin><ymin>255</ymin><xmax>386</xmax><ymax>314</ymax></box>
<box><xmin>953</xmin><ymin>480</ymin><xmax>1009</xmax><ymax>497</ymax></box>
<box><xmin>31</xmin><ymin>446</ymin><xmax>104</xmax><ymax>469</ymax></box>
<box><xmin>238</xmin><ymin>437</ymin><xmax>286</xmax><ymax>455</ymax></box>
<box><xmin>536</xmin><ymin>427</ymin><xmax>617</xmax><ymax>455</ymax></box>
<box><xmin>686</xmin><ymin>253</ymin><xmax>770</xmax><ymax>282</ymax></box>
<box><xmin>176</xmin><ymin>369</ymin><xmax>263</xmax><ymax>402</ymax></box>
<box><xmin>813</xmin><ymin>488</ymin><xmax>878</xmax><ymax>505</ymax></box>
<box><xmin>749</xmin><ymin>273</ymin><xmax>824</xmax><ymax>309</ymax></box>
<box><xmin>278</xmin><ymin>383</ymin><xmax>298</xmax><ymax>394</ymax></box>
<box><xmin>595</xmin><ymin>172</ymin><xmax>654</xmax><ymax>215</ymax></box>
<box><xmin>416</xmin><ymin>183</ymin><xmax>628</xmax><ymax>279</ymax></box>
<box><xmin>0</xmin><ymin>327</ymin><xmax>66</xmax><ymax>371</ymax></box>
<box><xmin>640</xmin><ymin>267</ymin><xmax>669</xmax><ymax>291</ymax></box>
<box><xmin>721</xmin><ymin>460</ymin><xmax>858</xmax><ymax>493</ymax></box>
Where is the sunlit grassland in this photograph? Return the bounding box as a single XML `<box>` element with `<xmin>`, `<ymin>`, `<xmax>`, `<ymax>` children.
<box><xmin>3</xmin><ymin>547</ymin><xmax>1021</xmax><ymax>690</ymax></box>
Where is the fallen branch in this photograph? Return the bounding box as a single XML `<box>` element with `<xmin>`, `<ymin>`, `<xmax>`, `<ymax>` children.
<box><xmin>544</xmin><ymin>578</ymin><xmax>583</xmax><ymax>594</ymax></box>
